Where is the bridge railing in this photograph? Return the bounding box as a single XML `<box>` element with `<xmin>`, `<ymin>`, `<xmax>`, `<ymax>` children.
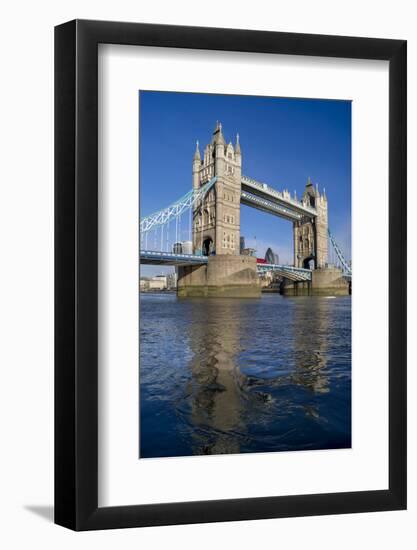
<box><xmin>140</xmin><ymin>249</ymin><xmax>209</xmax><ymax>265</ymax></box>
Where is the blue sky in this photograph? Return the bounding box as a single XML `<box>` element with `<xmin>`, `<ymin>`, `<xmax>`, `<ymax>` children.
<box><xmin>140</xmin><ymin>91</ymin><xmax>351</xmax><ymax>276</ymax></box>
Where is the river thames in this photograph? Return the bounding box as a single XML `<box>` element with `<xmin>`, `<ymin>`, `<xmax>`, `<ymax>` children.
<box><xmin>139</xmin><ymin>293</ymin><xmax>351</xmax><ymax>458</ymax></box>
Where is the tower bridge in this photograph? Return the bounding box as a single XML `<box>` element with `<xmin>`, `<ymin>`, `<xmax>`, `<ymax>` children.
<box><xmin>140</xmin><ymin>122</ymin><xmax>351</xmax><ymax>297</ymax></box>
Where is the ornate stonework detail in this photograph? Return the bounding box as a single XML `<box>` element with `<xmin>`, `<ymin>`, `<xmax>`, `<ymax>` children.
<box><xmin>192</xmin><ymin>122</ymin><xmax>241</xmax><ymax>255</ymax></box>
<box><xmin>293</xmin><ymin>178</ymin><xmax>328</xmax><ymax>269</ymax></box>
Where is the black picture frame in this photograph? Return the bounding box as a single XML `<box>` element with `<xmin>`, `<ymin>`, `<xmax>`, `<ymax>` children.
<box><xmin>55</xmin><ymin>19</ymin><xmax>407</xmax><ymax>531</ymax></box>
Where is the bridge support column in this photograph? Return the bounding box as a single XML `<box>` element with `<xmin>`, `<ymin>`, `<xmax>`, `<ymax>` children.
<box><xmin>177</xmin><ymin>255</ymin><xmax>261</xmax><ymax>298</ymax></box>
<box><xmin>281</xmin><ymin>267</ymin><xmax>350</xmax><ymax>296</ymax></box>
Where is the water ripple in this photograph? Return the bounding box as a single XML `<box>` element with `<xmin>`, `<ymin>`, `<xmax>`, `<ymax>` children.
<box><xmin>139</xmin><ymin>293</ymin><xmax>351</xmax><ymax>458</ymax></box>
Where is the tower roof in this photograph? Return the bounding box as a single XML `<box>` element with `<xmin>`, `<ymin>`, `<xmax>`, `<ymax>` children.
<box><xmin>212</xmin><ymin>120</ymin><xmax>226</xmax><ymax>145</ymax></box>
<box><xmin>235</xmin><ymin>133</ymin><xmax>241</xmax><ymax>154</ymax></box>
<box><xmin>303</xmin><ymin>176</ymin><xmax>317</xmax><ymax>197</ymax></box>
<box><xmin>193</xmin><ymin>140</ymin><xmax>201</xmax><ymax>161</ymax></box>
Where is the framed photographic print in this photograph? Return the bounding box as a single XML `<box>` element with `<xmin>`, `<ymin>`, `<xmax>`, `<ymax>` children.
<box><xmin>55</xmin><ymin>20</ymin><xmax>406</xmax><ymax>530</ymax></box>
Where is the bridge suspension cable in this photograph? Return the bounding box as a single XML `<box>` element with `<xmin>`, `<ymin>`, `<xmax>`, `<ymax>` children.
<box><xmin>328</xmin><ymin>229</ymin><xmax>351</xmax><ymax>277</ymax></box>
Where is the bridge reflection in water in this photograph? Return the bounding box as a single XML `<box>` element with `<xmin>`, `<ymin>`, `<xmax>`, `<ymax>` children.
<box><xmin>139</xmin><ymin>293</ymin><xmax>351</xmax><ymax>458</ymax></box>
<box><xmin>185</xmin><ymin>299</ymin><xmax>245</xmax><ymax>455</ymax></box>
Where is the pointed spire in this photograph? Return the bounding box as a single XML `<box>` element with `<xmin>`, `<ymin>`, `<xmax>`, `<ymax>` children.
<box><xmin>212</xmin><ymin>120</ymin><xmax>225</xmax><ymax>145</ymax></box>
<box><xmin>307</xmin><ymin>176</ymin><xmax>312</xmax><ymax>186</ymax></box>
<box><xmin>193</xmin><ymin>140</ymin><xmax>201</xmax><ymax>161</ymax></box>
<box><xmin>235</xmin><ymin>132</ymin><xmax>241</xmax><ymax>154</ymax></box>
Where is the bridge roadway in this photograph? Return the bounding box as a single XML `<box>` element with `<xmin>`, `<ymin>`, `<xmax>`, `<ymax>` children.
<box><xmin>140</xmin><ymin>250</ymin><xmax>208</xmax><ymax>267</ymax></box>
<box><xmin>140</xmin><ymin>250</ymin><xmax>312</xmax><ymax>282</ymax></box>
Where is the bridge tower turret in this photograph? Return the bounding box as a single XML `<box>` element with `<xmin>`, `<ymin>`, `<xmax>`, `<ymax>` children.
<box><xmin>192</xmin><ymin>141</ymin><xmax>201</xmax><ymax>191</ymax></box>
<box><xmin>293</xmin><ymin>178</ymin><xmax>328</xmax><ymax>269</ymax></box>
<box><xmin>234</xmin><ymin>133</ymin><xmax>242</xmax><ymax>182</ymax></box>
<box><xmin>315</xmin><ymin>187</ymin><xmax>328</xmax><ymax>268</ymax></box>
<box><xmin>213</xmin><ymin>121</ymin><xmax>226</xmax><ymax>177</ymax></box>
<box><xmin>192</xmin><ymin>122</ymin><xmax>242</xmax><ymax>256</ymax></box>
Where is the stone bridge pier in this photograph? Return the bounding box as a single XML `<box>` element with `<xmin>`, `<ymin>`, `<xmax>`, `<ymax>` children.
<box><xmin>177</xmin><ymin>255</ymin><xmax>260</xmax><ymax>298</ymax></box>
<box><xmin>281</xmin><ymin>267</ymin><xmax>351</xmax><ymax>296</ymax></box>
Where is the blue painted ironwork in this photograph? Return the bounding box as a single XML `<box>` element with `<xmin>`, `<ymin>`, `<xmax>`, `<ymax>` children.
<box><xmin>241</xmin><ymin>175</ymin><xmax>317</xmax><ymax>217</ymax></box>
<box><xmin>140</xmin><ymin>250</ymin><xmax>208</xmax><ymax>266</ymax></box>
<box><xmin>257</xmin><ymin>263</ymin><xmax>312</xmax><ymax>282</ymax></box>
<box><xmin>328</xmin><ymin>229</ymin><xmax>352</xmax><ymax>279</ymax></box>
<box><xmin>140</xmin><ymin>177</ymin><xmax>217</xmax><ymax>234</ymax></box>
<box><xmin>240</xmin><ymin>190</ymin><xmax>304</xmax><ymax>221</ymax></box>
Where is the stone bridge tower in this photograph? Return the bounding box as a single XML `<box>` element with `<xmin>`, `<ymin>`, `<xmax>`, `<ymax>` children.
<box><xmin>192</xmin><ymin>122</ymin><xmax>241</xmax><ymax>255</ymax></box>
<box><xmin>293</xmin><ymin>178</ymin><xmax>328</xmax><ymax>269</ymax></box>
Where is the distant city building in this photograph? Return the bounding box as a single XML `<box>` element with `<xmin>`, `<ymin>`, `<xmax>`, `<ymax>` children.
<box><xmin>240</xmin><ymin>236</ymin><xmax>245</xmax><ymax>253</ymax></box>
<box><xmin>148</xmin><ymin>280</ymin><xmax>164</xmax><ymax>290</ymax></box>
<box><xmin>155</xmin><ymin>275</ymin><xmax>167</xmax><ymax>285</ymax></box>
<box><xmin>182</xmin><ymin>241</ymin><xmax>193</xmax><ymax>254</ymax></box>
<box><xmin>173</xmin><ymin>242</ymin><xmax>182</xmax><ymax>254</ymax></box>
<box><xmin>241</xmin><ymin>247</ymin><xmax>256</xmax><ymax>257</ymax></box>
<box><xmin>173</xmin><ymin>240</ymin><xmax>193</xmax><ymax>255</ymax></box>
<box><xmin>143</xmin><ymin>275</ymin><xmax>167</xmax><ymax>291</ymax></box>
<box><xmin>139</xmin><ymin>279</ymin><xmax>149</xmax><ymax>291</ymax></box>
<box><xmin>167</xmin><ymin>272</ymin><xmax>177</xmax><ymax>290</ymax></box>
<box><xmin>265</xmin><ymin>247</ymin><xmax>279</xmax><ymax>265</ymax></box>
<box><xmin>140</xmin><ymin>275</ymin><xmax>171</xmax><ymax>292</ymax></box>
<box><xmin>148</xmin><ymin>276</ymin><xmax>166</xmax><ymax>291</ymax></box>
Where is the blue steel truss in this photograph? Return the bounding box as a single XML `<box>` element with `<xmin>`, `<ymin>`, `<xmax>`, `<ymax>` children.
<box><xmin>328</xmin><ymin>229</ymin><xmax>352</xmax><ymax>279</ymax></box>
<box><xmin>240</xmin><ymin>190</ymin><xmax>303</xmax><ymax>221</ymax></box>
<box><xmin>241</xmin><ymin>175</ymin><xmax>317</xmax><ymax>217</ymax></box>
<box><xmin>140</xmin><ymin>250</ymin><xmax>208</xmax><ymax>266</ymax></box>
<box><xmin>257</xmin><ymin>263</ymin><xmax>312</xmax><ymax>282</ymax></box>
<box><xmin>140</xmin><ymin>177</ymin><xmax>217</xmax><ymax>234</ymax></box>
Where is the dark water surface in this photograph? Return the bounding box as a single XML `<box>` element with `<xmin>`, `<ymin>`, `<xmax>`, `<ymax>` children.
<box><xmin>139</xmin><ymin>293</ymin><xmax>351</xmax><ymax>458</ymax></box>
